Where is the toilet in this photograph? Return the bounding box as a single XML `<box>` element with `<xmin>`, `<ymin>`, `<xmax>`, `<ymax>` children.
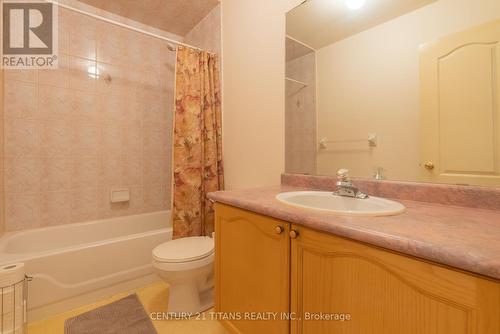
<box><xmin>152</xmin><ymin>236</ymin><xmax>215</xmax><ymax>314</ymax></box>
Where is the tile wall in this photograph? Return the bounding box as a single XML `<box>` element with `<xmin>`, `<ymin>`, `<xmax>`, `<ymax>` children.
<box><xmin>2</xmin><ymin>8</ymin><xmax>176</xmax><ymax>230</ymax></box>
<box><xmin>285</xmin><ymin>48</ymin><xmax>317</xmax><ymax>175</ymax></box>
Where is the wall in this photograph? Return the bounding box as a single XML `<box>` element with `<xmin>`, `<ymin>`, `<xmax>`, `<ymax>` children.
<box><xmin>0</xmin><ymin>70</ymin><xmax>4</xmax><ymax>235</ymax></box>
<box><xmin>221</xmin><ymin>0</ymin><xmax>304</xmax><ymax>189</ymax></box>
<box><xmin>2</xmin><ymin>6</ymin><xmax>179</xmax><ymax>231</ymax></box>
<box><xmin>316</xmin><ymin>0</ymin><xmax>500</xmax><ymax>181</ymax></box>
<box><xmin>184</xmin><ymin>3</ymin><xmax>222</xmax><ymax>55</ymax></box>
<box><xmin>285</xmin><ymin>50</ymin><xmax>317</xmax><ymax>175</ymax></box>
<box><xmin>59</xmin><ymin>0</ymin><xmax>185</xmax><ymax>40</ymax></box>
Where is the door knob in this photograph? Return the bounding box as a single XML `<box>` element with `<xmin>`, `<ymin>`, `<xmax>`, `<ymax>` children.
<box><xmin>274</xmin><ymin>226</ymin><xmax>284</xmax><ymax>234</ymax></box>
<box><xmin>289</xmin><ymin>230</ymin><xmax>299</xmax><ymax>239</ymax></box>
<box><xmin>424</xmin><ymin>162</ymin><xmax>435</xmax><ymax>170</ymax></box>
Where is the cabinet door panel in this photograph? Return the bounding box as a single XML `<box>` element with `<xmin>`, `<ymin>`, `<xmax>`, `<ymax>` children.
<box><xmin>291</xmin><ymin>225</ymin><xmax>500</xmax><ymax>334</ymax></box>
<box><xmin>215</xmin><ymin>204</ymin><xmax>290</xmax><ymax>334</ymax></box>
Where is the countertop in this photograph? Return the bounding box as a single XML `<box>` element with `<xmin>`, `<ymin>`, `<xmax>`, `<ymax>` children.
<box><xmin>208</xmin><ymin>185</ymin><xmax>500</xmax><ymax>281</ymax></box>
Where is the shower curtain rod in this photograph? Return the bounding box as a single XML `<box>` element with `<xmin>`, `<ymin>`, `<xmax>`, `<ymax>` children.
<box><xmin>44</xmin><ymin>0</ymin><xmax>205</xmax><ymax>52</ymax></box>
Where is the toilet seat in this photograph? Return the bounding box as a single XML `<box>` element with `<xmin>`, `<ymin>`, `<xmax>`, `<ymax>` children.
<box><xmin>153</xmin><ymin>236</ymin><xmax>214</xmax><ymax>263</ymax></box>
<box><xmin>153</xmin><ymin>253</ymin><xmax>214</xmax><ymax>272</ymax></box>
<box><xmin>152</xmin><ymin>236</ymin><xmax>214</xmax><ymax>271</ymax></box>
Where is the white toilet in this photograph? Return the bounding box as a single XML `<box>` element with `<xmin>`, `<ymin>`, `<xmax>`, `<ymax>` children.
<box><xmin>152</xmin><ymin>236</ymin><xmax>215</xmax><ymax>314</ymax></box>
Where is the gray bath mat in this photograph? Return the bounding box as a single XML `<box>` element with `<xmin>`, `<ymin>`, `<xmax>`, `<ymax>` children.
<box><xmin>64</xmin><ymin>294</ymin><xmax>157</xmax><ymax>334</ymax></box>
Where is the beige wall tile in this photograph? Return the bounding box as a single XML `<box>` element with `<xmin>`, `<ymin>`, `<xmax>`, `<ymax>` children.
<box><xmin>4</xmin><ymin>69</ymin><xmax>37</xmax><ymax>83</ymax></box>
<box><xmin>143</xmin><ymin>124</ymin><xmax>169</xmax><ymax>156</ymax></box>
<box><xmin>58</xmin><ymin>8</ymin><xmax>71</xmax><ymax>55</ymax></box>
<box><xmin>100</xmin><ymin>154</ymin><xmax>122</xmax><ymax>186</ymax></box>
<box><xmin>69</xmin><ymin>57</ymin><xmax>97</xmax><ymax>92</ymax></box>
<box><xmin>101</xmin><ymin>124</ymin><xmax>123</xmax><ymax>152</ymax></box>
<box><xmin>4</xmin><ymin>155</ymin><xmax>41</xmax><ymax>193</ymax></box>
<box><xmin>121</xmin><ymin>125</ymin><xmax>142</xmax><ymax>156</ymax></box>
<box><xmin>97</xmin><ymin>62</ymin><xmax>138</xmax><ymax>97</ymax></box>
<box><xmin>4</xmin><ymin>119</ymin><xmax>39</xmax><ymax>157</ymax></box>
<box><xmin>68</xmin><ymin>12</ymin><xmax>97</xmax><ymax>60</ymax></box>
<box><xmin>143</xmin><ymin>183</ymin><xmax>163</xmax><ymax>213</ymax></box>
<box><xmin>39</xmin><ymin>191</ymin><xmax>71</xmax><ymax>226</ymax></box>
<box><xmin>127</xmin><ymin>185</ymin><xmax>144</xmax><ymax>214</ymax></box>
<box><xmin>38</xmin><ymin>54</ymin><xmax>70</xmax><ymax>88</ymax></box>
<box><xmin>70</xmin><ymin>187</ymin><xmax>98</xmax><ymax>223</ymax></box>
<box><xmin>39</xmin><ymin>119</ymin><xmax>73</xmax><ymax>156</ymax></box>
<box><xmin>97</xmin><ymin>93</ymin><xmax>125</xmax><ymax>124</ymax></box>
<box><xmin>136</xmin><ymin>35</ymin><xmax>164</xmax><ymax>72</ymax></box>
<box><xmin>143</xmin><ymin>156</ymin><xmax>165</xmax><ymax>185</ymax></box>
<box><xmin>121</xmin><ymin>155</ymin><xmax>142</xmax><ymax>185</ymax></box>
<box><xmin>142</xmin><ymin>91</ymin><xmax>170</xmax><ymax>126</ymax></box>
<box><xmin>40</xmin><ymin>156</ymin><xmax>72</xmax><ymax>191</ymax></box>
<box><xmin>70</xmin><ymin>155</ymin><xmax>100</xmax><ymax>189</ymax></box>
<box><xmin>96</xmin><ymin>22</ymin><xmax>130</xmax><ymax>66</ymax></box>
<box><xmin>5</xmin><ymin>193</ymin><xmax>40</xmax><ymax>230</ymax></box>
<box><xmin>38</xmin><ymin>85</ymin><xmax>73</xmax><ymax>121</ymax></box>
<box><xmin>73</xmin><ymin>92</ymin><xmax>99</xmax><ymax>124</ymax></box>
<box><xmin>71</xmin><ymin>123</ymin><xmax>102</xmax><ymax>156</ymax></box>
<box><xmin>4</xmin><ymin>80</ymin><xmax>37</xmax><ymax>119</ymax></box>
<box><xmin>162</xmin><ymin>182</ymin><xmax>172</xmax><ymax>209</ymax></box>
<box><xmin>285</xmin><ymin>51</ymin><xmax>317</xmax><ymax>175</ymax></box>
<box><xmin>120</xmin><ymin>97</ymin><xmax>142</xmax><ymax>126</ymax></box>
<box><xmin>2</xmin><ymin>4</ymin><xmax>177</xmax><ymax>231</ymax></box>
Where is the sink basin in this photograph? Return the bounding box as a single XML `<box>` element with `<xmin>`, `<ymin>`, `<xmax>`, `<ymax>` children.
<box><xmin>276</xmin><ymin>191</ymin><xmax>405</xmax><ymax>216</ymax></box>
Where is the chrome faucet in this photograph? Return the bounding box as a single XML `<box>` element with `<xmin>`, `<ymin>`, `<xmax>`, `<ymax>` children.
<box><xmin>334</xmin><ymin>169</ymin><xmax>369</xmax><ymax>199</ymax></box>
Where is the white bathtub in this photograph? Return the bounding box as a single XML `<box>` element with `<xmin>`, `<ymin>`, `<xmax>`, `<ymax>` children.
<box><xmin>0</xmin><ymin>211</ymin><xmax>172</xmax><ymax>322</ymax></box>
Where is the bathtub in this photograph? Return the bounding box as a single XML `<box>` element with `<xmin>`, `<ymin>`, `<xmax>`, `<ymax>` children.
<box><xmin>0</xmin><ymin>211</ymin><xmax>172</xmax><ymax>322</ymax></box>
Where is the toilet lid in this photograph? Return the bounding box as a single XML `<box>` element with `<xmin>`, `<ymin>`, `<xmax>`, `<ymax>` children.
<box><xmin>153</xmin><ymin>236</ymin><xmax>214</xmax><ymax>263</ymax></box>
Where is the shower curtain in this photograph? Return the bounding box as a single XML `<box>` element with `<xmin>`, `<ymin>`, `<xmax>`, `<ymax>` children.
<box><xmin>172</xmin><ymin>46</ymin><xmax>224</xmax><ymax>239</ymax></box>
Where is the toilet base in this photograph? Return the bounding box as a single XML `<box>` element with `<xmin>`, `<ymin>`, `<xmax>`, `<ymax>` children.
<box><xmin>198</xmin><ymin>287</ymin><xmax>214</xmax><ymax>312</ymax></box>
<box><xmin>152</xmin><ymin>246</ymin><xmax>215</xmax><ymax>316</ymax></box>
<box><xmin>167</xmin><ymin>284</ymin><xmax>214</xmax><ymax>315</ymax></box>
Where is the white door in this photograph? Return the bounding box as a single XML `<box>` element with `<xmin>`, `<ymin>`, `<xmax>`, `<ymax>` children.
<box><xmin>420</xmin><ymin>19</ymin><xmax>500</xmax><ymax>186</ymax></box>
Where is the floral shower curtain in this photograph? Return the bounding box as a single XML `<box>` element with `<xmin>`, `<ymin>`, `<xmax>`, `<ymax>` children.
<box><xmin>172</xmin><ymin>47</ymin><xmax>224</xmax><ymax>239</ymax></box>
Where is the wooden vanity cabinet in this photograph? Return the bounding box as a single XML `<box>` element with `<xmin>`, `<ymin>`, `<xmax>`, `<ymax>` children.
<box><xmin>214</xmin><ymin>204</ymin><xmax>291</xmax><ymax>334</ymax></box>
<box><xmin>215</xmin><ymin>204</ymin><xmax>500</xmax><ymax>334</ymax></box>
<box><xmin>290</xmin><ymin>225</ymin><xmax>500</xmax><ymax>334</ymax></box>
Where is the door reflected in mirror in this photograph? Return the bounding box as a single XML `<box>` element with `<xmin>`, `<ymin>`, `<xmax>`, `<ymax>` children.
<box><xmin>285</xmin><ymin>0</ymin><xmax>500</xmax><ymax>187</ymax></box>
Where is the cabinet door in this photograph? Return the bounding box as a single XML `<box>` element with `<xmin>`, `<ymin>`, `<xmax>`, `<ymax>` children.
<box><xmin>215</xmin><ymin>204</ymin><xmax>290</xmax><ymax>334</ymax></box>
<box><xmin>420</xmin><ymin>18</ymin><xmax>500</xmax><ymax>186</ymax></box>
<box><xmin>290</xmin><ymin>225</ymin><xmax>500</xmax><ymax>334</ymax></box>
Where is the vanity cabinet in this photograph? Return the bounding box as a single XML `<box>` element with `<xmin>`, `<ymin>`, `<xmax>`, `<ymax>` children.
<box><xmin>215</xmin><ymin>204</ymin><xmax>500</xmax><ymax>334</ymax></box>
<box><xmin>214</xmin><ymin>204</ymin><xmax>291</xmax><ymax>334</ymax></box>
<box><xmin>290</xmin><ymin>225</ymin><xmax>500</xmax><ymax>334</ymax></box>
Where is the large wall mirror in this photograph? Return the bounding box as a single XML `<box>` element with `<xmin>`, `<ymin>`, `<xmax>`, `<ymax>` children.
<box><xmin>285</xmin><ymin>0</ymin><xmax>500</xmax><ymax>186</ymax></box>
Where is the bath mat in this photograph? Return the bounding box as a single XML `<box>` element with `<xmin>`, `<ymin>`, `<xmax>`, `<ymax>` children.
<box><xmin>64</xmin><ymin>294</ymin><xmax>157</xmax><ymax>334</ymax></box>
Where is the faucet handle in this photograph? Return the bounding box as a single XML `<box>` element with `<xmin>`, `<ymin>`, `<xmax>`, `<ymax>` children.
<box><xmin>336</xmin><ymin>168</ymin><xmax>350</xmax><ymax>181</ymax></box>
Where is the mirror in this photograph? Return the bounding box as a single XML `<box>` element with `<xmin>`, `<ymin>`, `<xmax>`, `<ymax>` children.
<box><xmin>285</xmin><ymin>0</ymin><xmax>500</xmax><ymax>186</ymax></box>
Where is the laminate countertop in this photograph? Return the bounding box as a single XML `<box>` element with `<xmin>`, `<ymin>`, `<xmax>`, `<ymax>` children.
<box><xmin>208</xmin><ymin>185</ymin><xmax>500</xmax><ymax>281</ymax></box>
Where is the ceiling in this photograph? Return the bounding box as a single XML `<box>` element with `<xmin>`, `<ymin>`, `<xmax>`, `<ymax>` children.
<box><xmin>78</xmin><ymin>0</ymin><xmax>220</xmax><ymax>36</ymax></box>
<box><xmin>287</xmin><ymin>0</ymin><xmax>437</xmax><ymax>49</ymax></box>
